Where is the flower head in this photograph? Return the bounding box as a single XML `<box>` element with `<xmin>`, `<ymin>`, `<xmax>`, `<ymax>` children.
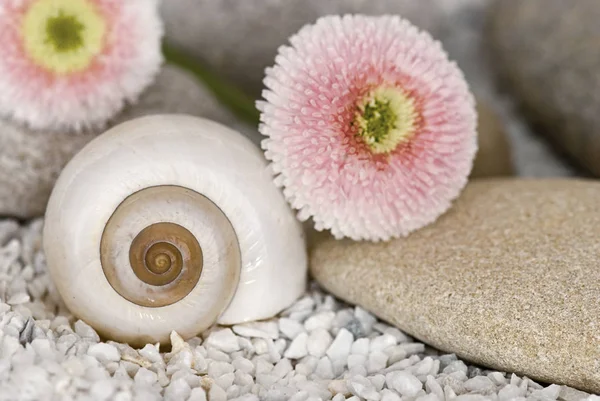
<box><xmin>0</xmin><ymin>0</ymin><xmax>163</xmax><ymax>130</ymax></box>
<box><xmin>258</xmin><ymin>15</ymin><xmax>477</xmax><ymax>241</ymax></box>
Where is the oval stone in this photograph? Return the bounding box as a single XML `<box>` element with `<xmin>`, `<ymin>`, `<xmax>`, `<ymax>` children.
<box><xmin>310</xmin><ymin>179</ymin><xmax>600</xmax><ymax>393</ymax></box>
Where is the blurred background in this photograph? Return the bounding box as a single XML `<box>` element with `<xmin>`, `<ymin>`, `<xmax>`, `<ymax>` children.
<box><xmin>160</xmin><ymin>0</ymin><xmax>593</xmax><ymax>178</ymax></box>
<box><xmin>3</xmin><ymin>0</ymin><xmax>598</xmax><ymax>219</ymax></box>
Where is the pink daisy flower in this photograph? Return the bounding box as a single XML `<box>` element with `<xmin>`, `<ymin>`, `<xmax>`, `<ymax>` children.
<box><xmin>258</xmin><ymin>15</ymin><xmax>478</xmax><ymax>242</ymax></box>
<box><xmin>0</xmin><ymin>0</ymin><xmax>163</xmax><ymax>131</ymax></box>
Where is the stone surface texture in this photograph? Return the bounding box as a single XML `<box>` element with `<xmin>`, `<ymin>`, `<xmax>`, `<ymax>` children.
<box><xmin>0</xmin><ymin>64</ymin><xmax>251</xmax><ymax>219</ymax></box>
<box><xmin>311</xmin><ymin>178</ymin><xmax>600</xmax><ymax>394</ymax></box>
<box><xmin>488</xmin><ymin>0</ymin><xmax>600</xmax><ymax>176</ymax></box>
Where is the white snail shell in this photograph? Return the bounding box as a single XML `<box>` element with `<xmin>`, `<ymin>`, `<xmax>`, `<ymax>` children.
<box><xmin>43</xmin><ymin>114</ymin><xmax>307</xmax><ymax>346</ymax></box>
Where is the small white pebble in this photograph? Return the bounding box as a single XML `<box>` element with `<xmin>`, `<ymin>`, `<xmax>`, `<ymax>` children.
<box><xmin>134</xmin><ymin>368</ymin><xmax>157</xmax><ymax>386</ymax></box>
<box><xmin>7</xmin><ymin>292</ymin><xmax>29</xmax><ymax>305</ymax></box>
<box><xmin>530</xmin><ymin>384</ymin><xmax>561</xmax><ymax>400</ymax></box>
<box><xmin>370</xmin><ymin>334</ymin><xmax>396</xmax><ymax>353</ymax></box>
<box><xmin>386</xmin><ymin>346</ymin><xmax>408</xmax><ymax>365</ymax></box>
<box><xmin>30</xmin><ymin>338</ymin><xmax>54</xmax><ymax>359</ymax></box>
<box><xmin>272</xmin><ymin>358</ymin><xmax>293</xmax><ymax>379</ymax></box>
<box><xmin>354</xmin><ymin>307</ymin><xmax>376</xmax><ymax>333</ymax></box>
<box><xmin>74</xmin><ymin>320</ymin><xmax>100</xmax><ymax>342</ymax></box>
<box><xmin>187</xmin><ymin>387</ymin><xmax>207</xmax><ymax>401</ymax></box>
<box><xmin>385</xmin><ymin>355</ymin><xmax>420</xmax><ymax>372</ymax></box>
<box><xmin>303</xmin><ymin>311</ymin><xmax>335</xmax><ymax>332</ymax></box>
<box><xmin>426</xmin><ymin>375</ymin><xmax>445</xmax><ymax>400</ymax></box>
<box><xmin>351</xmin><ymin>338</ymin><xmax>370</xmax><ymax>355</ymax></box>
<box><xmin>380</xmin><ymin>326</ymin><xmax>411</xmax><ymax>343</ymax></box>
<box><xmin>230</xmin><ymin>395</ymin><xmax>259</xmax><ymax>401</ymax></box>
<box><xmin>380</xmin><ymin>389</ymin><xmax>402</xmax><ymax>401</ymax></box>
<box><xmin>289</xmin><ymin>391</ymin><xmax>310</xmax><ymax>401</ymax></box>
<box><xmin>139</xmin><ymin>344</ymin><xmax>162</xmax><ymax>364</ymax></box>
<box><xmin>204</xmin><ymin>328</ymin><xmax>240</xmax><ymax>353</ymax></box>
<box><xmin>164</xmin><ymin>378</ymin><xmax>191</xmax><ymax>401</ymax></box>
<box><xmin>237</xmin><ymin>337</ymin><xmax>253</xmax><ymax>352</ymax></box>
<box><xmin>348</xmin><ymin>364</ymin><xmax>368</xmax><ymax>378</ymax></box>
<box><xmin>454</xmin><ymin>395</ymin><xmax>489</xmax><ymax>401</ymax></box>
<box><xmin>498</xmin><ymin>384</ymin><xmax>525</xmax><ymax>401</ymax></box>
<box><xmin>445</xmin><ymin>384</ymin><xmax>458</xmax><ymax>400</ymax></box>
<box><xmin>444</xmin><ymin>360</ymin><xmax>468</xmax><ymax>375</ymax></box>
<box><xmin>386</xmin><ymin>371</ymin><xmax>423</xmax><ymax>397</ymax></box>
<box><xmin>0</xmin><ymin>302</ymin><xmax>10</xmax><ymax>314</ymax></box>
<box><xmin>314</xmin><ymin>357</ymin><xmax>334</xmax><ymax>380</ymax></box>
<box><xmin>348</xmin><ymin>354</ymin><xmax>367</xmax><ymax>369</ymax></box>
<box><xmin>208</xmin><ymin>383</ymin><xmax>227</xmax><ymax>401</ymax></box>
<box><xmin>90</xmin><ymin>379</ymin><xmax>116</xmax><ymax>401</ymax></box>
<box><xmin>256</xmin><ymin>372</ymin><xmax>278</xmax><ymax>388</ymax></box>
<box><xmin>307</xmin><ymin>329</ymin><xmax>332</xmax><ymax>358</ymax></box>
<box><xmin>347</xmin><ymin>375</ymin><xmax>381</xmax><ymax>401</ymax></box>
<box><xmin>207</xmin><ymin>348</ymin><xmax>231</xmax><ymax>362</ymax></box>
<box><xmin>332</xmin><ymin>310</ymin><xmax>354</xmax><ymax>330</ymax></box>
<box><xmin>87</xmin><ymin>343</ymin><xmax>120</xmax><ymax>363</ymax></box>
<box><xmin>417</xmin><ymin>394</ymin><xmax>440</xmax><ymax>401</ymax></box>
<box><xmin>279</xmin><ymin>318</ymin><xmax>305</xmax><ymax>340</ymax></box>
<box><xmin>267</xmin><ymin>338</ymin><xmax>282</xmax><ymax>363</ymax></box>
<box><xmin>464</xmin><ymin>376</ymin><xmax>495</xmax><ymax>393</ymax></box>
<box><xmin>367</xmin><ymin>351</ymin><xmax>388</xmax><ymax>374</ymax></box>
<box><xmin>208</xmin><ymin>361</ymin><xmax>234</xmax><ymax>378</ymax></box>
<box><xmin>410</xmin><ymin>357</ymin><xmax>435</xmax><ymax>376</ymax></box>
<box><xmin>332</xmin><ymin>394</ymin><xmax>346</xmax><ymax>401</ymax></box>
<box><xmin>233</xmin><ymin>321</ymin><xmax>279</xmax><ymax>339</ymax></box>
<box><xmin>215</xmin><ymin>372</ymin><xmax>235</xmax><ymax>389</ymax></box>
<box><xmin>234</xmin><ymin>370</ymin><xmax>254</xmax><ymax>386</ymax></box>
<box><xmin>326</xmin><ymin>328</ymin><xmax>353</xmax><ymax>362</ymax></box>
<box><xmin>400</xmin><ymin>343</ymin><xmax>425</xmax><ymax>356</ymax></box>
<box><xmin>525</xmin><ymin>377</ymin><xmax>544</xmax><ymax>390</ymax></box>
<box><xmin>170</xmin><ymin>331</ymin><xmax>187</xmax><ymax>354</ymax></box>
<box><xmin>487</xmin><ymin>372</ymin><xmax>506</xmax><ymax>386</ymax></box>
<box><xmin>369</xmin><ymin>374</ymin><xmax>386</xmax><ymax>391</ymax></box>
<box><xmin>285</xmin><ymin>332</ymin><xmax>308</xmax><ymax>359</ymax></box>
<box><xmin>328</xmin><ymin>379</ymin><xmax>349</xmax><ymax>395</ymax></box>
<box><xmin>255</xmin><ymin>358</ymin><xmax>274</xmax><ymax>375</ymax></box>
<box><xmin>252</xmin><ymin>338</ymin><xmax>269</xmax><ymax>355</ymax></box>
<box><xmin>232</xmin><ymin>357</ymin><xmax>255</xmax><ymax>374</ymax></box>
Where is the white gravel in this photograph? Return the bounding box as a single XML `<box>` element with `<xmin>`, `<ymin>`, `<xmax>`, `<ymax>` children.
<box><xmin>0</xmin><ymin>218</ymin><xmax>597</xmax><ymax>401</ymax></box>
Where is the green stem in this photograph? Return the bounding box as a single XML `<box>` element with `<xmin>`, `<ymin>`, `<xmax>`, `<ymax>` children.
<box><xmin>162</xmin><ymin>42</ymin><xmax>260</xmax><ymax>125</ymax></box>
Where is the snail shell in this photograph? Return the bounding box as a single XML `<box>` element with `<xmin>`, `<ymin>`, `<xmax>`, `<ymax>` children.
<box><xmin>42</xmin><ymin>114</ymin><xmax>307</xmax><ymax>345</ymax></box>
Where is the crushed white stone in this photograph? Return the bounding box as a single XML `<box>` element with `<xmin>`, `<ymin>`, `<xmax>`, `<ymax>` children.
<box><xmin>0</xmin><ymin>218</ymin><xmax>594</xmax><ymax>401</ymax></box>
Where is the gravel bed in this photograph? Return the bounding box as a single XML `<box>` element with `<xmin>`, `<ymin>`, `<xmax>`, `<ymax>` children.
<box><xmin>0</xmin><ymin>219</ymin><xmax>596</xmax><ymax>401</ymax></box>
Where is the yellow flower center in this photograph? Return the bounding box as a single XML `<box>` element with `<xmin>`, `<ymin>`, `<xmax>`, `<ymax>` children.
<box><xmin>22</xmin><ymin>0</ymin><xmax>106</xmax><ymax>75</ymax></box>
<box><xmin>354</xmin><ymin>86</ymin><xmax>419</xmax><ymax>154</ymax></box>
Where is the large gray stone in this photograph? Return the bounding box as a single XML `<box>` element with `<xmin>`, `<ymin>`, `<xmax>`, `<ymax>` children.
<box><xmin>0</xmin><ymin>64</ymin><xmax>253</xmax><ymax>218</ymax></box>
<box><xmin>160</xmin><ymin>0</ymin><xmax>447</xmax><ymax>97</ymax></box>
<box><xmin>487</xmin><ymin>0</ymin><xmax>600</xmax><ymax>177</ymax></box>
<box><xmin>311</xmin><ymin>178</ymin><xmax>600</xmax><ymax>393</ymax></box>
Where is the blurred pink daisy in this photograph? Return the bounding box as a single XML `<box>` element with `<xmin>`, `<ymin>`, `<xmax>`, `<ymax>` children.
<box><xmin>258</xmin><ymin>15</ymin><xmax>478</xmax><ymax>241</ymax></box>
<box><xmin>0</xmin><ymin>0</ymin><xmax>163</xmax><ymax>131</ymax></box>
